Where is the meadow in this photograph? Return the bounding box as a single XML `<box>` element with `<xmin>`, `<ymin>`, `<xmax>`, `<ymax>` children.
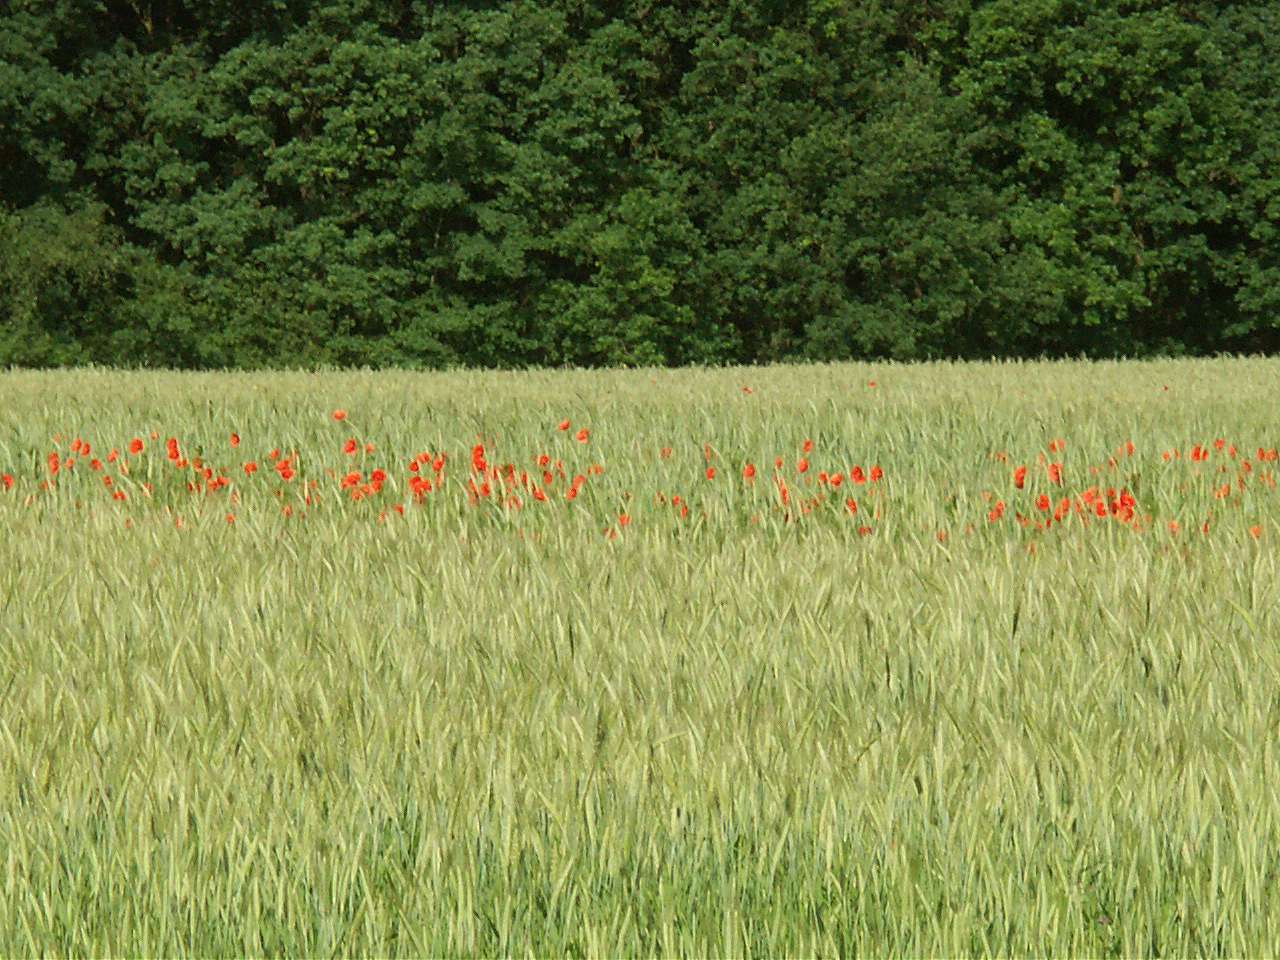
<box><xmin>1</xmin><ymin>357</ymin><xmax>1279</xmax><ymax>957</ymax></box>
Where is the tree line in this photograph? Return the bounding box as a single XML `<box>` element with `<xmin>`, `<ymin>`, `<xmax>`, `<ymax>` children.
<box><xmin>3</xmin><ymin>0</ymin><xmax>1277</xmax><ymax>368</ymax></box>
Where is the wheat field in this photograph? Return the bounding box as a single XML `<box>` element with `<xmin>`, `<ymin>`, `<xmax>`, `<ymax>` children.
<box><xmin>1</xmin><ymin>358</ymin><xmax>1278</xmax><ymax>956</ymax></box>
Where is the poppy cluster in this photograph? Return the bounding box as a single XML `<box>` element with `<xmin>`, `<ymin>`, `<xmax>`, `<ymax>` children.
<box><xmin>4</xmin><ymin>416</ymin><xmax>1273</xmax><ymax>543</ymax></box>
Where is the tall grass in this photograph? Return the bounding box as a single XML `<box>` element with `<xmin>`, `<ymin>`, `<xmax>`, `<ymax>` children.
<box><xmin>1</xmin><ymin>357</ymin><xmax>1278</xmax><ymax>956</ymax></box>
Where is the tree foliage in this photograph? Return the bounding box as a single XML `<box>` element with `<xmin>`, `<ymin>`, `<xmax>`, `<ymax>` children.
<box><xmin>2</xmin><ymin>0</ymin><xmax>1277</xmax><ymax>367</ymax></box>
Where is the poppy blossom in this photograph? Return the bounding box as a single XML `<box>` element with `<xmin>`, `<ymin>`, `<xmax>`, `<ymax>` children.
<box><xmin>1013</xmin><ymin>466</ymin><xmax>1027</xmax><ymax>489</ymax></box>
<box><xmin>576</xmin><ymin>428</ymin><xmax>590</xmax><ymax>443</ymax></box>
<box><xmin>558</xmin><ymin>419</ymin><xmax>571</xmax><ymax>431</ymax></box>
<box><xmin>333</xmin><ymin>410</ymin><xmax>347</xmax><ymax>421</ymax></box>
<box><xmin>743</xmin><ymin>463</ymin><xmax>756</xmax><ymax>481</ymax></box>
<box><xmin>129</xmin><ymin>438</ymin><xmax>144</xmax><ymax>455</ymax></box>
<box><xmin>802</xmin><ymin>439</ymin><xmax>814</xmax><ymax>454</ymax></box>
<box><xmin>244</xmin><ymin>462</ymin><xmax>258</xmax><ymax>476</ymax></box>
<box><xmin>344</xmin><ymin>439</ymin><xmax>358</xmax><ymax>455</ymax></box>
<box><xmin>231</xmin><ymin>433</ymin><xmax>240</xmax><ymax>448</ymax></box>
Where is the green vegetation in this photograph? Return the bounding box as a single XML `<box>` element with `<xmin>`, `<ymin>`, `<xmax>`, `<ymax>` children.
<box><xmin>1</xmin><ymin>359</ymin><xmax>1278</xmax><ymax>954</ymax></box>
<box><xmin>3</xmin><ymin>0</ymin><xmax>1279</xmax><ymax>368</ymax></box>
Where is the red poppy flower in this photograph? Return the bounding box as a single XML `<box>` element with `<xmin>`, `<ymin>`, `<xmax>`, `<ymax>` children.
<box><xmin>870</xmin><ymin>465</ymin><xmax>883</xmax><ymax>482</ymax></box>
<box><xmin>1013</xmin><ymin>466</ymin><xmax>1027</xmax><ymax>489</ymax></box>
<box><xmin>851</xmin><ymin>466</ymin><xmax>866</xmax><ymax>485</ymax></box>
<box><xmin>558</xmin><ymin>419</ymin><xmax>571</xmax><ymax>431</ymax></box>
<box><xmin>244</xmin><ymin>462</ymin><xmax>258</xmax><ymax>476</ymax></box>
<box><xmin>846</xmin><ymin>498</ymin><xmax>858</xmax><ymax>514</ymax></box>
<box><xmin>333</xmin><ymin>410</ymin><xmax>347</xmax><ymax>421</ymax></box>
<box><xmin>802</xmin><ymin>439</ymin><xmax>814</xmax><ymax>454</ymax></box>
<box><xmin>1</xmin><ymin>474</ymin><xmax>13</xmax><ymax>490</ymax></box>
<box><xmin>129</xmin><ymin>438</ymin><xmax>144</xmax><ymax>455</ymax></box>
<box><xmin>576</xmin><ymin>428</ymin><xmax>590</xmax><ymax>443</ymax></box>
<box><xmin>230</xmin><ymin>432</ymin><xmax>240</xmax><ymax>448</ymax></box>
<box><xmin>742</xmin><ymin>463</ymin><xmax>757</xmax><ymax>481</ymax></box>
<box><xmin>706</xmin><ymin>467</ymin><xmax>716</xmax><ymax>480</ymax></box>
<box><xmin>797</xmin><ymin>458</ymin><xmax>809</xmax><ymax>473</ymax></box>
<box><xmin>343</xmin><ymin>439</ymin><xmax>358</xmax><ymax>455</ymax></box>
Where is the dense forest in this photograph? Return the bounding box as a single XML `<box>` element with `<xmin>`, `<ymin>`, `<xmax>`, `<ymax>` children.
<box><xmin>2</xmin><ymin>0</ymin><xmax>1277</xmax><ymax>368</ymax></box>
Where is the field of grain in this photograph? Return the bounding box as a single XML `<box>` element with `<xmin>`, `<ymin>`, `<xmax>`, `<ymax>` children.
<box><xmin>1</xmin><ymin>358</ymin><xmax>1279</xmax><ymax>956</ymax></box>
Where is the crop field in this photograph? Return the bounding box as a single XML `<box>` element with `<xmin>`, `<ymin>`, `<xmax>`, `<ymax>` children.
<box><xmin>1</xmin><ymin>357</ymin><xmax>1279</xmax><ymax>956</ymax></box>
